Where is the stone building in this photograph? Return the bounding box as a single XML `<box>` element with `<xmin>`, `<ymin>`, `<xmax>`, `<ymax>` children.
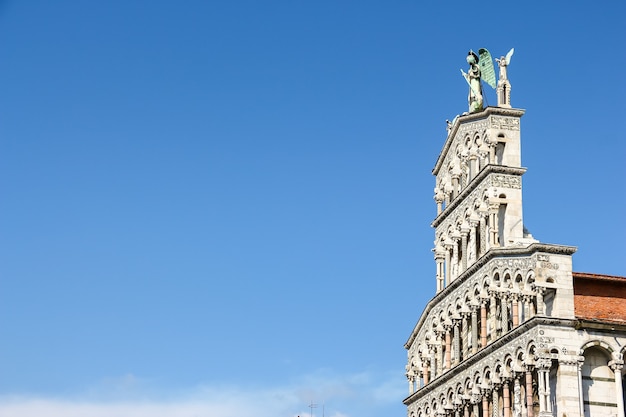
<box><xmin>403</xmin><ymin>53</ymin><xmax>626</xmax><ymax>417</ymax></box>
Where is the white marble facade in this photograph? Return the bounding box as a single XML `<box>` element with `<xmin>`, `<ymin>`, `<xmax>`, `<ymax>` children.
<box><xmin>404</xmin><ymin>106</ymin><xmax>626</xmax><ymax>417</ymax></box>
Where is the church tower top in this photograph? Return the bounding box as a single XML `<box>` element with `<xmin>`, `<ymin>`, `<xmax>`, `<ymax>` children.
<box><xmin>431</xmin><ymin>49</ymin><xmax>535</xmax><ymax>294</ymax></box>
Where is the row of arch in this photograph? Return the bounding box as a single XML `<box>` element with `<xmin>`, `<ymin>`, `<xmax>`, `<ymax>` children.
<box><xmin>408</xmin><ymin>265</ymin><xmax>544</xmax><ymax>389</ymax></box>
<box><xmin>433</xmin><ymin>188</ymin><xmax>509</xmax><ymax>292</ymax></box>
<box><xmin>408</xmin><ymin>340</ymin><xmax>626</xmax><ymax>417</ymax></box>
<box><xmin>435</xmin><ymin>130</ymin><xmax>507</xmax><ymax>213</ymax></box>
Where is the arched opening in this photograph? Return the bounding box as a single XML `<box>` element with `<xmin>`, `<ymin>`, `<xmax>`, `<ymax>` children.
<box><xmin>495</xmin><ymin>135</ymin><xmax>505</xmax><ymax>165</ymax></box>
<box><xmin>581</xmin><ymin>346</ymin><xmax>616</xmax><ymax>417</ymax></box>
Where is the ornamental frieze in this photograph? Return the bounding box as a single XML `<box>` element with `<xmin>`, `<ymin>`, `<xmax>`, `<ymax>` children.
<box><xmin>457</xmin><ymin>119</ymin><xmax>488</xmax><ymax>134</ymax></box>
<box><xmin>490</xmin><ymin>116</ymin><xmax>520</xmax><ymax>130</ymax></box>
<box><xmin>493</xmin><ymin>257</ymin><xmax>536</xmax><ymax>271</ymax></box>
<box><xmin>538</xmin><ymin>261</ymin><xmax>560</xmax><ymax>270</ymax></box>
<box><xmin>491</xmin><ymin>174</ymin><xmax>521</xmax><ymax>189</ymax></box>
<box><xmin>538</xmin><ymin>336</ymin><xmax>555</xmax><ymax>347</ymax></box>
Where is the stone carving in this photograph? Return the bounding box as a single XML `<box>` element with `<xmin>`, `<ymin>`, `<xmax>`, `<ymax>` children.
<box><xmin>493</xmin><ymin>257</ymin><xmax>535</xmax><ymax>271</ymax></box>
<box><xmin>495</xmin><ymin>48</ymin><xmax>514</xmax><ymax>108</ymax></box>
<box><xmin>538</xmin><ymin>261</ymin><xmax>559</xmax><ymax>270</ymax></box>
<box><xmin>513</xmin><ymin>378</ymin><xmax>522</xmax><ymax>417</ymax></box>
<box><xmin>491</xmin><ymin>174</ymin><xmax>521</xmax><ymax>189</ymax></box>
<box><xmin>490</xmin><ymin>116</ymin><xmax>520</xmax><ymax>130</ymax></box>
<box><xmin>458</xmin><ymin>120</ymin><xmax>489</xmax><ymax>134</ymax></box>
<box><xmin>496</xmin><ymin>49</ymin><xmax>514</xmax><ymax>82</ymax></box>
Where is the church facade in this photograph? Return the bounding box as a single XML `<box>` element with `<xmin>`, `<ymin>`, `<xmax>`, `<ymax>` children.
<box><xmin>403</xmin><ymin>51</ymin><xmax>626</xmax><ymax>417</ymax></box>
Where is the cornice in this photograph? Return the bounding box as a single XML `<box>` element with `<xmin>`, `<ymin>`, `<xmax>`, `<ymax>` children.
<box><xmin>575</xmin><ymin>319</ymin><xmax>626</xmax><ymax>332</ymax></box>
<box><xmin>431</xmin><ymin>165</ymin><xmax>527</xmax><ymax>227</ymax></box>
<box><xmin>404</xmin><ymin>243</ymin><xmax>577</xmax><ymax>348</ymax></box>
<box><xmin>433</xmin><ymin>107</ymin><xmax>526</xmax><ymax>175</ymax></box>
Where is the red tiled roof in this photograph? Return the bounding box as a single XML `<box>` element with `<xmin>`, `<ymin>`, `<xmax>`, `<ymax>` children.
<box><xmin>573</xmin><ymin>271</ymin><xmax>626</xmax><ymax>323</ymax></box>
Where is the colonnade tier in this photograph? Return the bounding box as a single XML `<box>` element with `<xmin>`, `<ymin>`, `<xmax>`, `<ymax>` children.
<box><xmin>404</xmin><ymin>318</ymin><xmax>626</xmax><ymax>417</ymax></box>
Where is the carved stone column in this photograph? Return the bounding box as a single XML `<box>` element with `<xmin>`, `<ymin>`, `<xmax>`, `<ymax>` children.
<box><xmin>422</xmin><ymin>358</ymin><xmax>430</xmax><ymax>385</ymax></box>
<box><xmin>492</xmin><ymin>384</ymin><xmax>499</xmax><ymax>417</ymax></box>
<box><xmin>461</xmin><ymin>224</ymin><xmax>469</xmax><ymax>272</ymax></box>
<box><xmin>489</xmin><ymin>290</ymin><xmax>497</xmax><ymax>341</ymax></box>
<box><xmin>501</xmin><ymin>293</ymin><xmax>509</xmax><ymax>334</ymax></box>
<box><xmin>451</xmin><ymin>232</ymin><xmax>461</xmax><ymax>281</ymax></box>
<box><xmin>461</xmin><ymin>312</ymin><xmax>469</xmax><ymax>360</ymax></box>
<box><xmin>576</xmin><ymin>356</ymin><xmax>585</xmax><ymax>417</ymax></box>
<box><xmin>537</xmin><ymin>364</ymin><xmax>546</xmax><ymax>414</ymax></box>
<box><xmin>444</xmin><ymin>324</ymin><xmax>452</xmax><ymax>370</ymax></box>
<box><xmin>468</xmin><ymin>218</ymin><xmax>478</xmax><ymax>265</ymax></box>
<box><xmin>609</xmin><ymin>360</ymin><xmax>624</xmax><ymax>417</ymax></box>
<box><xmin>480</xmin><ymin>299</ymin><xmax>488</xmax><ymax>348</ymax></box>
<box><xmin>407</xmin><ymin>373</ymin><xmax>415</xmax><ymax>395</ymax></box>
<box><xmin>429</xmin><ymin>344</ymin><xmax>437</xmax><ymax>380</ymax></box>
<box><xmin>513</xmin><ymin>375</ymin><xmax>522</xmax><ymax>417</ymax></box>
<box><xmin>471</xmin><ymin>398</ymin><xmax>480</xmax><ymax>417</ymax></box>
<box><xmin>502</xmin><ymin>379</ymin><xmax>511</xmax><ymax>417</ymax></box>
<box><xmin>405</xmin><ymin>361</ymin><xmax>414</xmax><ymax>394</ymax></box>
<box><xmin>435</xmin><ymin>249</ymin><xmax>446</xmax><ymax>293</ymax></box>
<box><xmin>479</xmin><ymin>215</ymin><xmax>487</xmax><ymax>255</ymax></box>
<box><xmin>453</xmin><ymin>318</ymin><xmax>461</xmax><ymax>366</ymax></box>
<box><xmin>511</xmin><ymin>293</ymin><xmax>519</xmax><ymax>328</ymax></box>
<box><xmin>435</xmin><ymin>189</ymin><xmax>444</xmax><ymax>215</ymax></box>
<box><xmin>525</xmin><ymin>367</ymin><xmax>534</xmax><ymax>417</ymax></box>
<box><xmin>444</xmin><ymin>239</ymin><xmax>453</xmax><ymax>288</ymax></box>
<box><xmin>536</xmin><ymin>359</ymin><xmax>552</xmax><ymax>416</ymax></box>
<box><xmin>471</xmin><ymin>303</ymin><xmax>479</xmax><ymax>354</ymax></box>
<box><xmin>436</xmin><ymin>334</ymin><xmax>444</xmax><ymax>376</ymax></box>
<box><xmin>481</xmin><ymin>389</ymin><xmax>490</xmax><ymax>417</ymax></box>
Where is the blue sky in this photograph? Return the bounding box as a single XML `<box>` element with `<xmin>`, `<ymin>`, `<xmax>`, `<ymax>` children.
<box><xmin>0</xmin><ymin>1</ymin><xmax>624</xmax><ymax>416</ymax></box>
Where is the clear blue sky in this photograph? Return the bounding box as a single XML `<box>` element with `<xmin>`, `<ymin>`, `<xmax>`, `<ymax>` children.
<box><xmin>0</xmin><ymin>1</ymin><xmax>624</xmax><ymax>416</ymax></box>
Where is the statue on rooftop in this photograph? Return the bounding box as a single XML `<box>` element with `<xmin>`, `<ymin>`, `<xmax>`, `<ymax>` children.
<box><xmin>496</xmin><ymin>48</ymin><xmax>514</xmax><ymax>80</ymax></box>
<box><xmin>460</xmin><ymin>48</ymin><xmax>509</xmax><ymax>112</ymax></box>
<box><xmin>496</xmin><ymin>48</ymin><xmax>514</xmax><ymax>108</ymax></box>
<box><xmin>461</xmin><ymin>50</ymin><xmax>483</xmax><ymax>113</ymax></box>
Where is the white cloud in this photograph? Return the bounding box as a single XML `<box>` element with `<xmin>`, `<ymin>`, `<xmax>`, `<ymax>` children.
<box><xmin>0</xmin><ymin>369</ymin><xmax>406</xmax><ymax>417</ymax></box>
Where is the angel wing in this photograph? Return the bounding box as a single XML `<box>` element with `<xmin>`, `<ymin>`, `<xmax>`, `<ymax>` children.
<box><xmin>478</xmin><ymin>48</ymin><xmax>496</xmax><ymax>89</ymax></box>
<box><xmin>505</xmin><ymin>48</ymin><xmax>514</xmax><ymax>65</ymax></box>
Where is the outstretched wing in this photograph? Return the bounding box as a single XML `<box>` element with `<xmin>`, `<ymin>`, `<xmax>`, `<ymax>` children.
<box><xmin>505</xmin><ymin>48</ymin><xmax>514</xmax><ymax>65</ymax></box>
<box><xmin>478</xmin><ymin>48</ymin><xmax>496</xmax><ymax>89</ymax></box>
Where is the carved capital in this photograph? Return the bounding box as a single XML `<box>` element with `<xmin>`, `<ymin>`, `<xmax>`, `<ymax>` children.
<box><xmin>609</xmin><ymin>360</ymin><xmax>624</xmax><ymax>372</ymax></box>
